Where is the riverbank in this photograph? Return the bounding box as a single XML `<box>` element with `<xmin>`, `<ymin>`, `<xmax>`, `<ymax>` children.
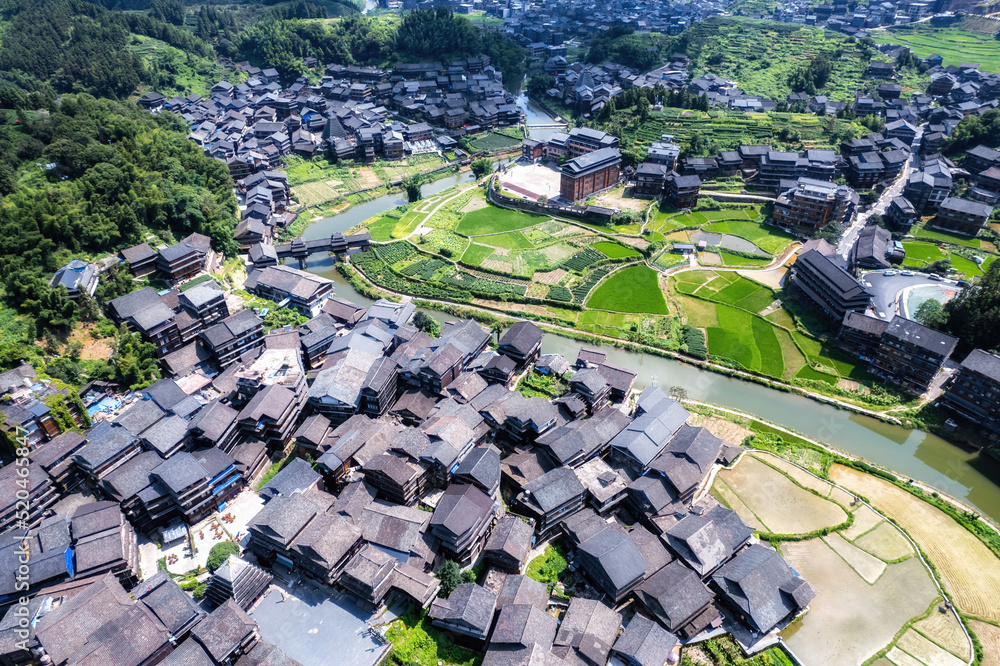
<box><xmin>340</xmin><ymin>256</ymin><xmax>905</xmax><ymax>424</ymax></box>
<box><xmin>699</xmin><ymin>403</ymin><xmax>1000</xmax><ymax>664</ymax></box>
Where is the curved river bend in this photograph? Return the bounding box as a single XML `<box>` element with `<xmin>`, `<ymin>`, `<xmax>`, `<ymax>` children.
<box><xmin>296</xmin><ymin>179</ymin><xmax>1000</xmax><ymax>524</ymax></box>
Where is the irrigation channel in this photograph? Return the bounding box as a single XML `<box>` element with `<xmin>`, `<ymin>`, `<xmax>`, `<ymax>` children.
<box><xmin>293</xmin><ymin>166</ymin><xmax>1000</xmax><ymax>526</ymax></box>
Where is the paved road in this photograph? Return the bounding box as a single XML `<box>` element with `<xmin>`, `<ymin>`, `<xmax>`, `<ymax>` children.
<box><xmin>838</xmin><ymin>126</ymin><xmax>924</xmax><ymax>259</ymax></box>
<box><xmin>862</xmin><ymin>270</ymin><xmax>962</xmax><ymax>320</ymax></box>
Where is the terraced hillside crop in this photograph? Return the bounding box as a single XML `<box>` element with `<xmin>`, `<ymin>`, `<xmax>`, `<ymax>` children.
<box><xmin>682</xmin><ymin>17</ymin><xmax>885</xmax><ymax>102</ymax></box>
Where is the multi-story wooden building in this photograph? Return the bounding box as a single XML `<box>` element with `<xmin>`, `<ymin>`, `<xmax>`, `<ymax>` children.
<box><xmin>559</xmin><ymin>148</ymin><xmax>621</xmax><ymax>202</ymax></box>
<box><xmin>932</xmin><ymin>197</ymin><xmax>994</xmax><ymax>236</ymax></box>
<box><xmin>788</xmin><ymin>250</ymin><xmax>871</xmax><ymax>321</ymax></box>
<box><xmin>941</xmin><ymin>349</ymin><xmax>1000</xmax><ymax>436</ymax></box>
<box><xmin>664</xmin><ymin>171</ymin><xmax>701</xmax><ymax>209</ymax></box>
<box><xmin>869</xmin><ymin>317</ymin><xmax>957</xmax><ymax>394</ymax></box>
<box><xmin>772</xmin><ymin>178</ymin><xmax>857</xmax><ymax>231</ymax></box>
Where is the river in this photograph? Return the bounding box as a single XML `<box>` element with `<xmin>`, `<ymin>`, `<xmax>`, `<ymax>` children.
<box><xmin>514</xmin><ymin>87</ymin><xmax>566</xmax><ymax>142</ymax></box>
<box><xmin>296</xmin><ymin>178</ymin><xmax>1000</xmax><ymax>524</ymax></box>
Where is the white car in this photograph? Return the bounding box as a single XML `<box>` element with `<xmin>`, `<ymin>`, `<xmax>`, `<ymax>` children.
<box><xmin>900</xmin><ymin>271</ymin><xmax>913</xmax><ymax>276</ymax></box>
<box><xmin>883</xmin><ymin>270</ymin><xmax>897</xmax><ymax>276</ymax></box>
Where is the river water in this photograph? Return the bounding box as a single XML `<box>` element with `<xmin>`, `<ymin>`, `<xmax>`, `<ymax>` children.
<box><xmin>297</xmin><ymin>175</ymin><xmax>1000</xmax><ymax>524</ymax></box>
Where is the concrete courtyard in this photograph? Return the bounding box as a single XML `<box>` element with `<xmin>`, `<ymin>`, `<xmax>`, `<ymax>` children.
<box><xmin>498</xmin><ymin>162</ymin><xmax>562</xmax><ymax>201</ymax></box>
<box><xmin>250</xmin><ymin>584</ymin><xmax>390</xmax><ymax>666</ymax></box>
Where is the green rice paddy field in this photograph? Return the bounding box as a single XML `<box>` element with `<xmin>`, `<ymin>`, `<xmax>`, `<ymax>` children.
<box><xmin>878</xmin><ymin>26</ymin><xmax>1000</xmax><ymax>72</ymax></box>
<box><xmin>587</xmin><ymin>265</ymin><xmax>670</xmax><ymax>314</ymax></box>
<box><xmin>670</xmin><ymin>270</ymin><xmax>865</xmax><ymax>381</ymax></box>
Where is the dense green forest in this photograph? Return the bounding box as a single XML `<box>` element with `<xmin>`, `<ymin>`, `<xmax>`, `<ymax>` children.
<box><xmin>586</xmin><ymin>26</ymin><xmax>671</xmax><ymax>72</ymax></box>
<box><xmin>0</xmin><ymin>95</ymin><xmax>238</xmax><ymax>336</ymax></box>
<box><xmin>0</xmin><ymin>0</ymin><xmax>217</xmax><ymax>99</ymax></box>
<box><xmin>233</xmin><ymin>8</ymin><xmax>526</xmax><ymax>85</ymax></box>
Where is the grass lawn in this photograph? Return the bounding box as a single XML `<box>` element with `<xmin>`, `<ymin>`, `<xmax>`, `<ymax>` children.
<box><xmin>461</xmin><ymin>243</ymin><xmax>494</xmax><ymax>266</ymax></box>
<box><xmin>795</xmin><ymin>365</ymin><xmax>839</xmax><ymax>384</ymax></box>
<box><xmin>913</xmin><ymin>225</ymin><xmax>982</xmax><ymax>249</ymax></box>
<box><xmin>950</xmin><ymin>254</ymin><xmax>994</xmax><ymax>278</ymax></box>
<box><xmin>456</xmin><ymin>205</ymin><xmax>542</xmax><ymax>236</ymax></box>
<box><xmin>479</xmin><ymin>231</ymin><xmax>535</xmax><ymax>250</ymax></box>
<box><xmin>391</xmin><ymin>212</ymin><xmax>424</xmax><ymax>239</ymax></box>
<box><xmin>587</xmin><ymin>265</ymin><xmax>669</xmax><ymax>314</ymax></box>
<box><xmin>719</xmin><ymin>250</ymin><xmax>772</xmax><ymax>267</ymax></box>
<box><xmin>179</xmin><ymin>275</ymin><xmax>217</xmax><ymax>291</ymax></box>
<box><xmin>525</xmin><ymin>543</ymin><xmax>573</xmax><ymax>596</ymax></box>
<box><xmin>368</xmin><ymin>215</ymin><xmax>401</xmax><ymax>242</ymax></box>
<box><xmin>384</xmin><ymin>607</ymin><xmax>482</xmax><ymax>666</ymax></box>
<box><xmin>791</xmin><ymin>331</ymin><xmax>866</xmax><ymax>379</ymax></box>
<box><xmin>901</xmin><ymin>241</ymin><xmax>944</xmax><ymax>263</ymax></box>
<box><xmin>592</xmin><ymin>241</ymin><xmax>641</xmax><ymax>258</ymax></box>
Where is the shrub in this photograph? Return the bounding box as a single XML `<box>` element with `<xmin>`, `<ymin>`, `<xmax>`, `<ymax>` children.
<box><xmin>206</xmin><ymin>541</ymin><xmax>239</xmax><ymax>573</ymax></box>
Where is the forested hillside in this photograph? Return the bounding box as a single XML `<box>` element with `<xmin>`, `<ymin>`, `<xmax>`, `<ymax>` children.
<box><xmin>232</xmin><ymin>8</ymin><xmax>526</xmax><ymax>84</ymax></box>
<box><xmin>0</xmin><ymin>95</ymin><xmax>238</xmax><ymax>334</ymax></box>
<box><xmin>0</xmin><ymin>0</ymin><xmax>216</xmax><ymax>99</ymax></box>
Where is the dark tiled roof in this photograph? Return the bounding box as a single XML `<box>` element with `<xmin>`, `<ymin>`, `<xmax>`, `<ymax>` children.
<box><xmin>961</xmin><ymin>348</ymin><xmax>1000</xmax><ymax>381</ymax></box>
<box><xmin>711</xmin><ymin>543</ymin><xmax>816</xmax><ymax>634</ymax></box>
<box><xmin>884</xmin><ymin>316</ymin><xmax>957</xmax><ymax>356</ymax></box>
<box><xmin>636</xmin><ymin>560</ymin><xmax>714</xmax><ymax>631</ymax></box>
<box><xmin>611</xmin><ymin>614</ymin><xmax>679</xmax><ymax>666</ymax></box>
<box><xmin>192</xmin><ymin>599</ymin><xmax>258</xmax><ymax>663</ymax></box>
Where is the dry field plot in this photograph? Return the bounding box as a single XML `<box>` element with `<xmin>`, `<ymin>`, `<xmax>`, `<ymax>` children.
<box><xmin>711</xmin><ymin>482</ymin><xmax>767</xmax><ymax>532</ymax></box>
<box><xmin>856</xmin><ymin>522</ymin><xmax>914</xmax><ymax>562</ymax></box>
<box><xmin>895</xmin><ymin>629</ymin><xmax>966</xmax><ymax>666</ymax></box>
<box><xmin>691</xmin><ymin>415</ymin><xmax>754</xmax><ymax>445</ymax></box>
<box><xmin>781</xmin><ymin>539</ymin><xmax>937</xmax><ymax>666</ymax></box>
<box><xmin>824</xmin><ymin>533</ymin><xmax>886</xmax><ymax>583</ymax></box>
<box><xmin>715</xmin><ymin>455</ymin><xmax>848</xmax><ymax>535</ymax></box>
<box><xmin>460</xmin><ymin>197</ymin><xmax>488</xmax><ymax>213</ymax></box>
<box><xmin>913</xmin><ymin>610</ymin><xmax>972</xmax><ymax>662</ymax></box>
<box><xmin>756</xmin><ymin>453</ymin><xmax>832</xmax><ymax>496</ymax></box>
<box><xmin>358</xmin><ymin>168</ymin><xmax>381</xmax><ymax>188</ymax></box>
<box><xmin>843</xmin><ymin>505</ymin><xmax>884</xmax><ymax>540</ymax></box>
<box><xmin>830</xmin><ymin>465</ymin><xmax>1000</xmax><ymax>623</ymax></box>
<box><xmin>293</xmin><ymin>181</ymin><xmax>342</xmax><ymax>207</ymax></box>
<box><xmin>535</xmin><ymin>269</ymin><xmax>567</xmax><ymax>285</ymax></box>
<box><xmin>969</xmin><ymin>620</ymin><xmax>1000</xmax><ymax>666</ymax></box>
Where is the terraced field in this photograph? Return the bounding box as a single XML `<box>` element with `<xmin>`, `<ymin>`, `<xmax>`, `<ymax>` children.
<box><xmin>829</xmin><ymin>464</ymin><xmax>1000</xmax><ymax>624</ymax></box>
<box><xmin>878</xmin><ymin>24</ymin><xmax>1000</xmax><ymax>72</ymax></box>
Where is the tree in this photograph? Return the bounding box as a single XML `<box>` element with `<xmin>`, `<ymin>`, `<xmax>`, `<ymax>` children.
<box><xmin>112</xmin><ymin>324</ymin><xmax>160</xmax><ymax>390</ymax></box>
<box><xmin>412</xmin><ymin>310</ymin><xmax>441</xmax><ymax>338</ymax></box>
<box><xmin>436</xmin><ymin>560</ymin><xmax>464</xmax><ymax>598</ymax></box>
<box><xmin>206</xmin><ymin>541</ymin><xmax>240</xmax><ymax>573</ymax></box>
<box><xmin>526</xmin><ymin>73</ymin><xmax>554</xmax><ymax>96</ymax></box>
<box><xmin>914</xmin><ymin>299</ymin><xmax>947</xmax><ymax>329</ymax></box>
<box><xmin>945</xmin><ymin>261</ymin><xmax>1000</xmax><ymax>352</ymax></box>
<box><xmin>470</xmin><ymin>158</ymin><xmax>493</xmax><ymax>179</ymax></box>
<box><xmin>403</xmin><ymin>174</ymin><xmax>422</xmax><ymax>202</ymax></box>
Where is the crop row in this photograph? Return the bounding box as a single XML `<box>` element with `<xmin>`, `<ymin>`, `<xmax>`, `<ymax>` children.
<box><xmin>571</xmin><ymin>267</ymin><xmax>611</xmax><ymax>302</ymax></box>
<box><xmin>441</xmin><ymin>271</ymin><xmax>528</xmax><ymax>296</ymax></box>
<box><xmin>400</xmin><ymin>259</ymin><xmax>447</xmax><ymax>280</ymax></box>
<box><xmin>547</xmin><ymin>285</ymin><xmax>573</xmax><ymax>302</ymax></box>
<box><xmin>562</xmin><ymin>248</ymin><xmax>605</xmax><ymax>272</ymax></box>
<box><xmin>374</xmin><ymin>242</ymin><xmax>419</xmax><ymax>265</ymax></box>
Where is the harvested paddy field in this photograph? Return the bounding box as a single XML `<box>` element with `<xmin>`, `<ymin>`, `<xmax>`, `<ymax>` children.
<box><xmin>912</xmin><ymin>610</ymin><xmax>972</xmax><ymax>663</ymax></box>
<box><xmin>969</xmin><ymin>620</ymin><xmax>1000</xmax><ymax>666</ymax></box>
<box><xmin>855</xmin><ymin>521</ymin><xmax>914</xmax><ymax>562</ymax></box>
<box><xmin>830</xmin><ymin>464</ymin><xmax>1000</xmax><ymax>623</ymax></box>
<box><xmin>842</xmin><ymin>504</ymin><xmax>884</xmax><ymax>541</ymax></box>
<box><xmin>781</xmin><ymin>538</ymin><xmax>937</xmax><ymax>665</ymax></box>
<box><xmin>894</xmin><ymin>629</ymin><xmax>967</xmax><ymax>666</ymax></box>
<box><xmin>714</xmin><ymin>454</ymin><xmax>848</xmax><ymax>535</ymax></box>
<box><xmin>824</xmin><ymin>532</ymin><xmax>886</xmax><ymax>583</ymax></box>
